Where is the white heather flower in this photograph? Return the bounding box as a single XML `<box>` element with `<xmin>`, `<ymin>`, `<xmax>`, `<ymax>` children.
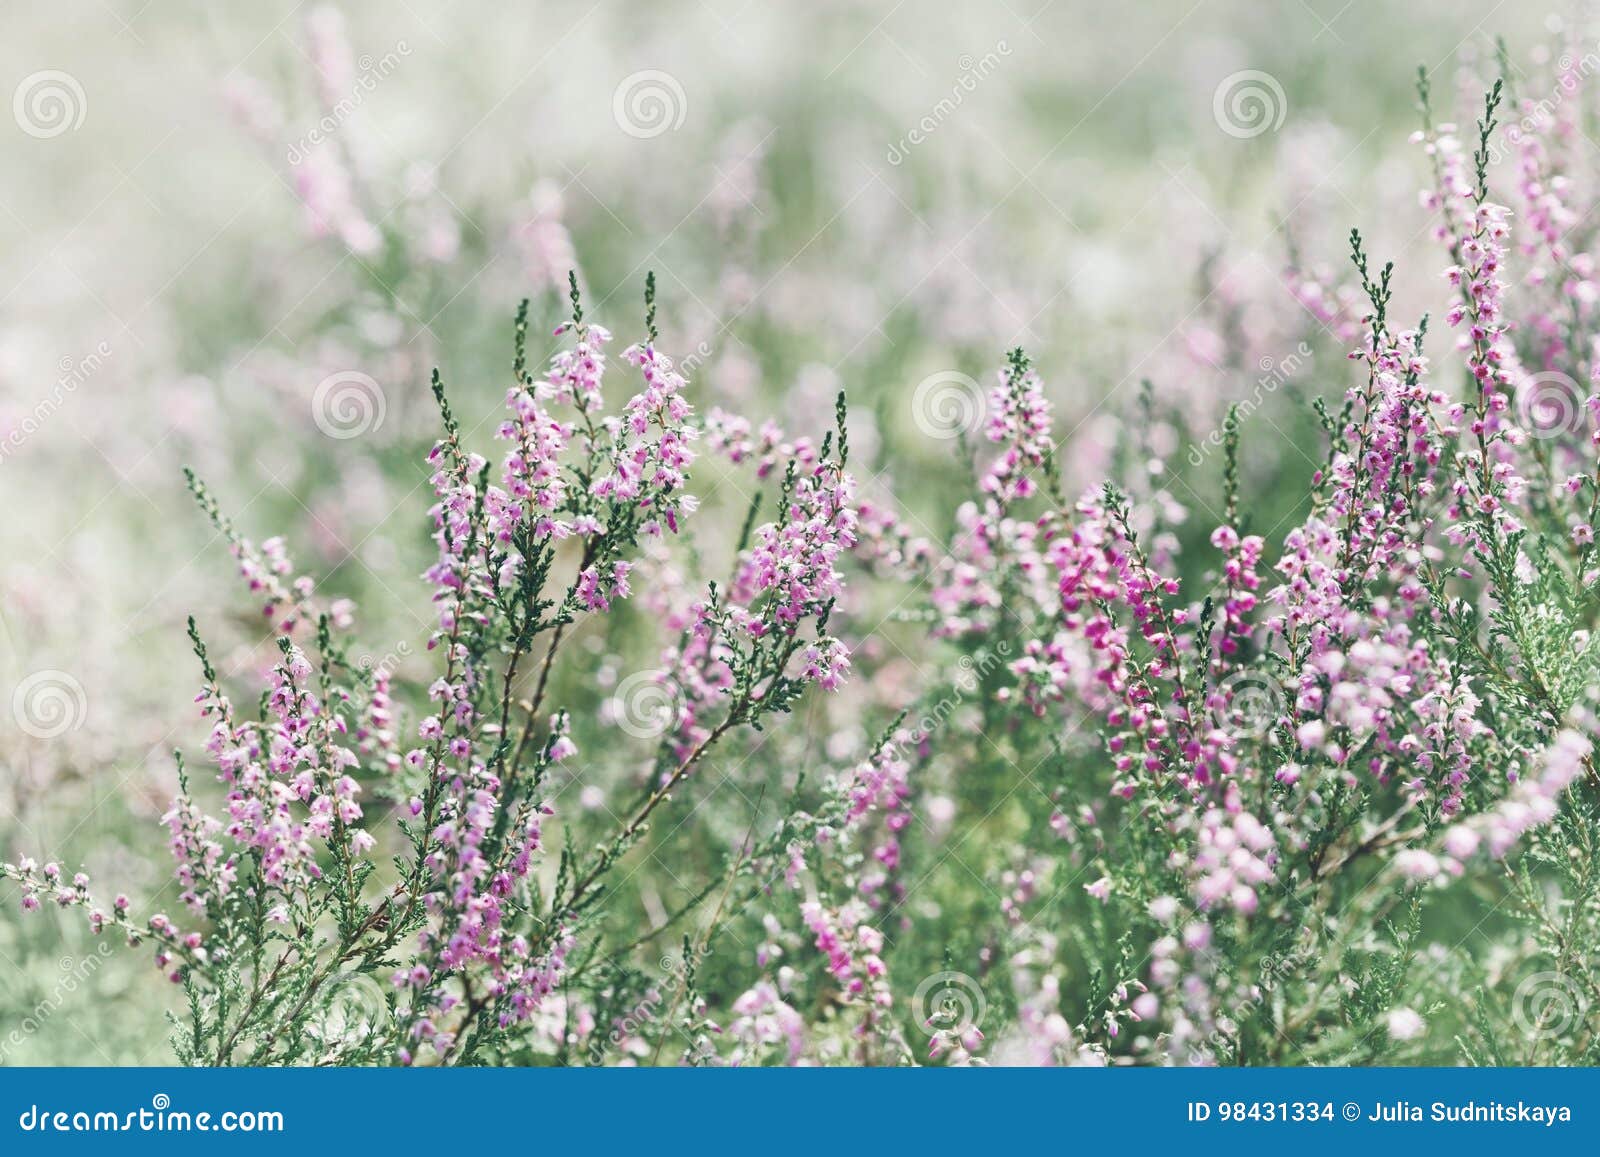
<box><xmin>1394</xmin><ymin>849</ymin><xmax>1441</xmax><ymax>881</ymax></box>
<box><xmin>1386</xmin><ymin>1007</ymin><xmax>1425</xmax><ymax>1041</ymax></box>
<box><xmin>1443</xmin><ymin>825</ymin><xmax>1480</xmax><ymax>859</ymax></box>
<box><xmin>1147</xmin><ymin>895</ymin><xmax>1179</xmax><ymax>923</ymax></box>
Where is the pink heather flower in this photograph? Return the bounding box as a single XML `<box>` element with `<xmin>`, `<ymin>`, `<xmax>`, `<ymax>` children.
<box><xmin>727</xmin><ymin>982</ymin><xmax>806</xmax><ymax>1065</ymax></box>
<box><xmin>981</xmin><ymin>353</ymin><xmax>1053</xmax><ymax>505</ymax></box>
<box><xmin>575</xmin><ymin>566</ymin><xmax>609</xmax><ymax>612</ymax></box>
<box><xmin>735</xmin><ymin>469</ymin><xmax>855</xmax><ymax>629</ymax></box>
<box><xmin>548</xmin><ymin>712</ymin><xmax>578</xmax><ymax>763</ymax></box>
<box><xmin>1182</xmin><ymin>922</ymin><xmax>1211</xmax><ymax>952</ymax></box>
<box><xmin>1295</xmin><ymin>720</ymin><xmax>1326</xmax><ymax>750</ymax></box>
<box><xmin>513</xmin><ymin>180</ymin><xmax>579</xmax><ymax>296</ymax></box>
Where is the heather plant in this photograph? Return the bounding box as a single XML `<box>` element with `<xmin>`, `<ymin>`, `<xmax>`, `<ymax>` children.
<box><xmin>7</xmin><ymin>41</ymin><xmax>1600</xmax><ymax>1070</ymax></box>
<box><xmin>3</xmin><ymin>269</ymin><xmax>857</xmax><ymax>1065</ymax></box>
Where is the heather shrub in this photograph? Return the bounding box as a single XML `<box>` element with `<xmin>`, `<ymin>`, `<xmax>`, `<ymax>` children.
<box><xmin>5</xmin><ymin>29</ymin><xmax>1600</xmax><ymax>1068</ymax></box>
